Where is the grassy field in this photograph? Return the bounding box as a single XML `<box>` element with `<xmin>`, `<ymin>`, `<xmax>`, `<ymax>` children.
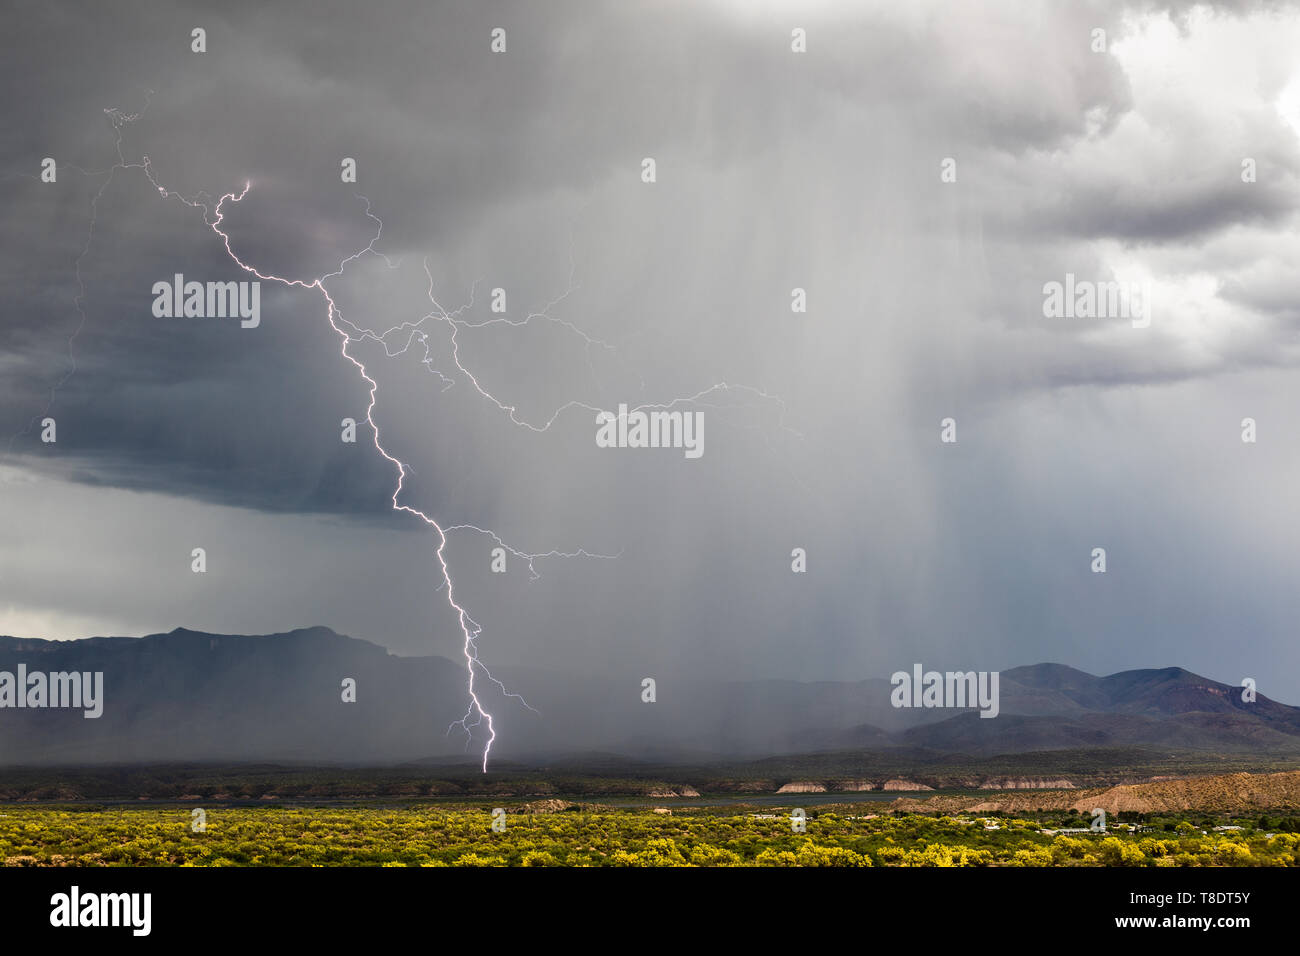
<box><xmin>2</xmin><ymin>803</ymin><xmax>1298</xmax><ymax>866</ymax></box>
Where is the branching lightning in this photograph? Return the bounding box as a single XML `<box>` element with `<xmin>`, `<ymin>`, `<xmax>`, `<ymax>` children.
<box><xmin>7</xmin><ymin>96</ymin><xmax>793</xmax><ymax>770</ymax></box>
<box><xmin>139</xmin><ymin>174</ymin><xmax>553</xmax><ymax>771</ymax></box>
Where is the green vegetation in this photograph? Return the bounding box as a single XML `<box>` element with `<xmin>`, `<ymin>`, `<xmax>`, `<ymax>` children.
<box><xmin>2</xmin><ymin>804</ymin><xmax>1297</xmax><ymax>867</ymax></box>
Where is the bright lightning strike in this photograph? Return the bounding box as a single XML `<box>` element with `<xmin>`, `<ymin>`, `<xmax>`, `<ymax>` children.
<box><xmin>9</xmin><ymin>96</ymin><xmax>792</xmax><ymax>771</ymax></box>
<box><xmin>139</xmin><ymin>175</ymin><xmax>544</xmax><ymax>772</ymax></box>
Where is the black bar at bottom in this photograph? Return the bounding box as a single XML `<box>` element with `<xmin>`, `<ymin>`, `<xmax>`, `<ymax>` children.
<box><xmin>0</xmin><ymin>865</ymin><xmax>1279</xmax><ymax>943</ymax></box>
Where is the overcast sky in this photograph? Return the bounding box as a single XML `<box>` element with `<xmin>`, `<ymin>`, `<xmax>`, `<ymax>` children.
<box><xmin>2</xmin><ymin>0</ymin><xmax>1299</xmax><ymax>703</ymax></box>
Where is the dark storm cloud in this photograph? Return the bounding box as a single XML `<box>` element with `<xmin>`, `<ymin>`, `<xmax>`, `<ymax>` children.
<box><xmin>3</xmin><ymin>0</ymin><xmax>856</xmax><ymax>512</ymax></box>
<box><xmin>3</xmin><ymin>0</ymin><xmax>1300</xmax><ymax>707</ymax></box>
<box><xmin>5</xmin><ymin>0</ymin><xmax>1294</xmax><ymax>515</ymax></box>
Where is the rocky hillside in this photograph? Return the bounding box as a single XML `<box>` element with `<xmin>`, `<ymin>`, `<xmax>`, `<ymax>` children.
<box><xmin>889</xmin><ymin>770</ymin><xmax>1300</xmax><ymax>814</ymax></box>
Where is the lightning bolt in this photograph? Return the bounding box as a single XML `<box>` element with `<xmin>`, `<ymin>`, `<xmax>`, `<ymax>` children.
<box><xmin>137</xmin><ymin>175</ymin><xmax>555</xmax><ymax>771</ymax></box>
<box><xmin>7</xmin><ymin>95</ymin><xmax>794</xmax><ymax>770</ymax></box>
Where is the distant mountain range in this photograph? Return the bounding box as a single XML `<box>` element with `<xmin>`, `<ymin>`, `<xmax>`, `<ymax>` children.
<box><xmin>1</xmin><ymin>627</ymin><xmax>1297</xmax><ymax>765</ymax></box>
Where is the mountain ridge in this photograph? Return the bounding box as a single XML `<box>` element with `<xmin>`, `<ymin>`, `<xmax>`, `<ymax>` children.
<box><xmin>1</xmin><ymin>627</ymin><xmax>1296</xmax><ymax>765</ymax></box>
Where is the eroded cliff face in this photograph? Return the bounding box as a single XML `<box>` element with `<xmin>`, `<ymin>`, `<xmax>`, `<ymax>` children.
<box><xmin>777</xmin><ymin>781</ymin><xmax>828</xmax><ymax>793</ymax></box>
<box><xmin>646</xmin><ymin>786</ymin><xmax>702</xmax><ymax>798</ymax></box>
<box><xmin>783</xmin><ymin>777</ymin><xmax>1078</xmax><ymax>794</ymax></box>
<box><xmin>972</xmin><ymin>778</ymin><xmax>1077</xmax><ymax>790</ymax></box>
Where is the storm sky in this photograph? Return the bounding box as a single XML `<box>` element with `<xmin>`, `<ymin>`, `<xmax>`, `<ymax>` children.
<box><xmin>2</xmin><ymin>0</ymin><xmax>1299</xmax><ymax>701</ymax></box>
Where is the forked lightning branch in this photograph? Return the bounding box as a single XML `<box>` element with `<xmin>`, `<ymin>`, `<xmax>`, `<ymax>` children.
<box><xmin>18</xmin><ymin>99</ymin><xmax>785</xmax><ymax>769</ymax></box>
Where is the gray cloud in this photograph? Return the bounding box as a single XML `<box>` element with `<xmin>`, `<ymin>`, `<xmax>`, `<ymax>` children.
<box><xmin>3</xmin><ymin>0</ymin><xmax>1299</xmax><ymax>716</ymax></box>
